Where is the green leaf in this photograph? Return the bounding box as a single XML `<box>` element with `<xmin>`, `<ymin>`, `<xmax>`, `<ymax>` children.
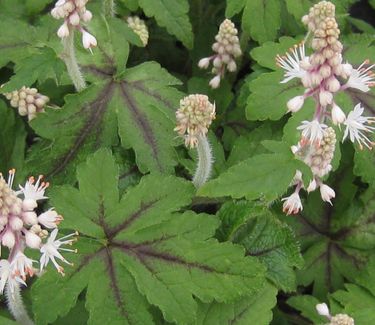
<box><xmin>250</xmin><ymin>36</ymin><xmax>303</xmax><ymax>71</ymax></box>
<box><xmin>284</xmin><ymin>0</ymin><xmax>312</xmax><ymax>20</ymax></box>
<box><xmin>0</xmin><ymin>100</ymin><xmax>26</xmax><ymax>174</ymax></box>
<box><xmin>198</xmin><ymin>152</ymin><xmax>311</xmax><ymax>202</ymax></box>
<box><xmin>26</xmin><ymin>57</ymin><xmax>183</xmax><ymax>183</ymax></box>
<box><xmin>0</xmin><ymin>16</ymin><xmax>37</xmax><ymax>68</ymax></box>
<box><xmin>138</xmin><ymin>0</ymin><xmax>193</xmax><ymax>48</ymax></box>
<box><xmin>196</xmin><ymin>282</ymin><xmax>277</xmax><ymax>325</ymax></box>
<box><xmin>246</xmin><ymin>71</ymin><xmax>305</xmax><ymax>121</ymax></box>
<box><xmin>1</xmin><ymin>47</ymin><xmax>65</xmax><ymax>92</ymax></box>
<box><xmin>226</xmin><ymin>0</ymin><xmax>281</xmax><ymax>43</ymax></box>
<box><xmin>354</xmin><ymin>149</ymin><xmax>375</xmax><ymax>187</ymax></box>
<box><xmin>217</xmin><ymin>201</ymin><xmax>303</xmax><ymax>291</ymax></box>
<box><xmin>32</xmin><ymin>149</ymin><xmax>266</xmax><ymax>325</ymax></box>
<box><xmin>286</xmin><ymin>295</ymin><xmax>323</xmax><ymax>324</ymax></box>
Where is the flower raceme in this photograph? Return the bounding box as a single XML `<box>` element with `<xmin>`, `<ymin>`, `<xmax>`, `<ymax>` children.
<box><xmin>316</xmin><ymin>302</ymin><xmax>354</xmax><ymax>325</ymax></box>
<box><xmin>278</xmin><ymin>1</ymin><xmax>374</xmax><ymax>215</ymax></box>
<box><xmin>0</xmin><ymin>170</ymin><xmax>77</xmax><ymax>297</ymax></box>
<box><xmin>127</xmin><ymin>16</ymin><xmax>149</xmax><ymax>47</ymax></box>
<box><xmin>51</xmin><ymin>0</ymin><xmax>97</xmax><ymax>51</ymax></box>
<box><xmin>198</xmin><ymin>19</ymin><xmax>242</xmax><ymax>88</ymax></box>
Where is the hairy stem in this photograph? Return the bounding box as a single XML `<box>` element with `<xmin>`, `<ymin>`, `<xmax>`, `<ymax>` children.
<box><xmin>193</xmin><ymin>134</ymin><xmax>213</xmax><ymax>189</ymax></box>
<box><xmin>103</xmin><ymin>0</ymin><xmax>115</xmax><ymax>17</ymax></box>
<box><xmin>62</xmin><ymin>30</ymin><xmax>86</xmax><ymax>91</ymax></box>
<box><xmin>5</xmin><ymin>282</ymin><xmax>34</xmax><ymax>325</ymax></box>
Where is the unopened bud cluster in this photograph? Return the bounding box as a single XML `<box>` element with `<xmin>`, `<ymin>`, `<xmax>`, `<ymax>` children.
<box><xmin>198</xmin><ymin>19</ymin><xmax>242</xmax><ymax>89</ymax></box>
<box><xmin>0</xmin><ymin>170</ymin><xmax>76</xmax><ymax>297</ymax></box>
<box><xmin>127</xmin><ymin>16</ymin><xmax>149</xmax><ymax>46</ymax></box>
<box><xmin>175</xmin><ymin>94</ymin><xmax>215</xmax><ymax>148</ymax></box>
<box><xmin>4</xmin><ymin>87</ymin><xmax>49</xmax><ymax>121</ymax></box>
<box><xmin>296</xmin><ymin>127</ymin><xmax>336</xmax><ymax>178</ymax></box>
<box><xmin>51</xmin><ymin>0</ymin><xmax>97</xmax><ymax>50</ymax></box>
<box><xmin>316</xmin><ymin>303</ymin><xmax>354</xmax><ymax>325</ymax></box>
<box><xmin>277</xmin><ymin>1</ymin><xmax>375</xmax><ymax>215</ymax></box>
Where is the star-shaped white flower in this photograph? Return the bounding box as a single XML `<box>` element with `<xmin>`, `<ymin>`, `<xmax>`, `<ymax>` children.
<box><xmin>343</xmin><ymin>103</ymin><xmax>375</xmax><ymax>149</ymax></box>
<box><xmin>40</xmin><ymin>229</ymin><xmax>77</xmax><ymax>275</ymax></box>
<box><xmin>297</xmin><ymin>119</ymin><xmax>327</xmax><ymax>145</ymax></box>
<box><xmin>276</xmin><ymin>42</ymin><xmax>309</xmax><ymax>83</ymax></box>
<box><xmin>345</xmin><ymin>60</ymin><xmax>375</xmax><ymax>93</ymax></box>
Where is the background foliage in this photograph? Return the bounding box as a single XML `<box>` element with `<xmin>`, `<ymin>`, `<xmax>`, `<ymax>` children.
<box><xmin>0</xmin><ymin>0</ymin><xmax>374</xmax><ymax>324</ymax></box>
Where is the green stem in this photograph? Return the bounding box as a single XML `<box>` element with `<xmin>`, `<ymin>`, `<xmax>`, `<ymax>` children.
<box><xmin>193</xmin><ymin>134</ymin><xmax>213</xmax><ymax>189</ymax></box>
<box><xmin>62</xmin><ymin>30</ymin><xmax>86</xmax><ymax>91</ymax></box>
<box><xmin>5</xmin><ymin>282</ymin><xmax>34</xmax><ymax>325</ymax></box>
<box><xmin>103</xmin><ymin>0</ymin><xmax>115</xmax><ymax>17</ymax></box>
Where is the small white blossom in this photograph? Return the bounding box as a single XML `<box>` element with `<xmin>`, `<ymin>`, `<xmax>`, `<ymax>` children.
<box><xmin>209</xmin><ymin>75</ymin><xmax>221</xmax><ymax>89</ymax></box>
<box><xmin>316</xmin><ymin>303</ymin><xmax>331</xmax><ymax>318</ymax></box>
<box><xmin>0</xmin><ymin>260</ymin><xmax>26</xmax><ymax>295</ymax></box>
<box><xmin>38</xmin><ymin>209</ymin><xmax>63</xmax><ymax>229</ymax></box>
<box><xmin>345</xmin><ymin>60</ymin><xmax>375</xmax><ymax>93</ymax></box>
<box><xmin>287</xmin><ymin>95</ymin><xmax>305</xmax><ymax>113</ymax></box>
<box><xmin>343</xmin><ymin>103</ymin><xmax>375</xmax><ymax>149</ymax></box>
<box><xmin>297</xmin><ymin>120</ymin><xmax>327</xmax><ymax>145</ymax></box>
<box><xmin>331</xmin><ymin>103</ymin><xmax>346</xmax><ymax>125</ymax></box>
<box><xmin>320</xmin><ymin>184</ymin><xmax>335</xmax><ymax>205</ymax></box>
<box><xmin>82</xmin><ymin>30</ymin><xmax>97</xmax><ymax>50</ymax></box>
<box><xmin>276</xmin><ymin>42</ymin><xmax>308</xmax><ymax>83</ymax></box>
<box><xmin>198</xmin><ymin>57</ymin><xmax>211</xmax><ymax>69</ymax></box>
<box><xmin>40</xmin><ymin>229</ymin><xmax>77</xmax><ymax>275</ymax></box>
<box><xmin>281</xmin><ymin>192</ymin><xmax>303</xmax><ymax>215</ymax></box>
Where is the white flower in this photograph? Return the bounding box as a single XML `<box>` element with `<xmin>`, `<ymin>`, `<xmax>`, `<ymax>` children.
<box><xmin>343</xmin><ymin>103</ymin><xmax>375</xmax><ymax>149</ymax></box>
<box><xmin>209</xmin><ymin>75</ymin><xmax>221</xmax><ymax>89</ymax></box>
<box><xmin>276</xmin><ymin>42</ymin><xmax>308</xmax><ymax>83</ymax></box>
<box><xmin>82</xmin><ymin>30</ymin><xmax>97</xmax><ymax>50</ymax></box>
<box><xmin>198</xmin><ymin>57</ymin><xmax>211</xmax><ymax>69</ymax></box>
<box><xmin>331</xmin><ymin>103</ymin><xmax>346</xmax><ymax>125</ymax></box>
<box><xmin>287</xmin><ymin>95</ymin><xmax>305</xmax><ymax>113</ymax></box>
<box><xmin>0</xmin><ymin>260</ymin><xmax>26</xmax><ymax>295</ymax></box>
<box><xmin>282</xmin><ymin>192</ymin><xmax>303</xmax><ymax>215</ymax></box>
<box><xmin>40</xmin><ymin>229</ymin><xmax>77</xmax><ymax>275</ymax></box>
<box><xmin>297</xmin><ymin>120</ymin><xmax>327</xmax><ymax>145</ymax></box>
<box><xmin>38</xmin><ymin>209</ymin><xmax>63</xmax><ymax>229</ymax></box>
<box><xmin>25</xmin><ymin>230</ymin><xmax>42</xmax><ymax>249</ymax></box>
<box><xmin>345</xmin><ymin>60</ymin><xmax>375</xmax><ymax>92</ymax></box>
<box><xmin>320</xmin><ymin>184</ymin><xmax>335</xmax><ymax>205</ymax></box>
<box><xmin>307</xmin><ymin>179</ymin><xmax>317</xmax><ymax>192</ymax></box>
<box><xmin>18</xmin><ymin>175</ymin><xmax>48</xmax><ymax>205</ymax></box>
<box><xmin>81</xmin><ymin>9</ymin><xmax>93</xmax><ymax>22</ymax></box>
<box><xmin>316</xmin><ymin>303</ymin><xmax>331</xmax><ymax>318</ymax></box>
<box><xmin>11</xmin><ymin>252</ymin><xmax>35</xmax><ymax>280</ymax></box>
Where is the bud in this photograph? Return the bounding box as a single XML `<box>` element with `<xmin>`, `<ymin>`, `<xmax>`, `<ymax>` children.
<box><xmin>320</xmin><ymin>184</ymin><xmax>335</xmax><ymax>205</ymax></box>
<box><xmin>25</xmin><ymin>230</ymin><xmax>42</xmax><ymax>249</ymax></box>
<box><xmin>2</xmin><ymin>230</ymin><xmax>15</xmax><ymax>248</ymax></box>
<box><xmin>82</xmin><ymin>30</ymin><xmax>97</xmax><ymax>50</ymax></box>
<box><xmin>316</xmin><ymin>303</ymin><xmax>330</xmax><ymax>317</ymax></box>
<box><xmin>331</xmin><ymin>103</ymin><xmax>346</xmax><ymax>125</ymax></box>
<box><xmin>287</xmin><ymin>95</ymin><xmax>305</xmax><ymax>113</ymax></box>
<box><xmin>198</xmin><ymin>57</ymin><xmax>211</xmax><ymax>69</ymax></box>
<box><xmin>209</xmin><ymin>75</ymin><xmax>221</xmax><ymax>89</ymax></box>
<box><xmin>307</xmin><ymin>179</ymin><xmax>317</xmax><ymax>192</ymax></box>
<box><xmin>319</xmin><ymin>90</ymin><xmax>333</xmax><ymax>106</ymax></box>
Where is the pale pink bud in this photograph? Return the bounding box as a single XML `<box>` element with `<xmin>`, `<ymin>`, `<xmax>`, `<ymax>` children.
<box><xmin>327</xmin><ymin>77</ymin><xmax>341</xmax><ymax>93</ymax></box>
<box><xmin>2</xmin><ymin>230</ymin><xmax>15</xmax><ymax>248</ymax></box>
<box><xmin>209</xmin><ymin>75</ymin><xmax>221</xmax><ymax>89</ymax></box>
<box><xmin>25</xmin><ymin>231</ymin><xmax>41</xmax><ymax>249</ymax></box>
<box><xmin>69</xmin><ymin>12</ymin><xmax>80</xmax><ymax>26</ymax></box>
<box><xmin>82</xmin><ymin>30</ymin><xmax>97</xmax><ymax>49</ymax></box>
<box><xmin>287</xmin><ymin>95</ymin><xmax>305</xmax><ymax>113</ymax></box>
<box><xmin>307</xmin><ymin>179</ymin><xmax>317</xmax><ymax>192</ymax></box>
<box><xmin>10</xmin><ymin>217</ymin><xmax>23</xmax><ymax>231</ymax></box>
<box><xmin>81</xmin><ymin>10</ymin><xmax>93</xmax><ymax>22</ymax></box>
<box><xmin>319</xmin><ymin>90</ymin><xmax>333</xmax><ymax>106</ymax></box>
<box><xmin>320</xmin><ymin>184</ymin><xmax>335</xmax><ymax>205</ymax></box>
<box><xmin>342</xmin><ymin>63</ymin><xmax>353</xmax><ymax>77</ymax></box>
<box><xmin>38</xmin><ymin>210</ymin><xmax>62</xmax><ymax>229</ymax></box>
<box><xmin>57</xmin><ymin>22</ymin><xmax>70</xmax><ymax>38</ymax></box>
<box><xmin>331</xmin><ymin>103</ymin><xmax>346</xmax><ymax>125</ymax></box>
<box><xmin>0</xmin><ymin>217</ymin><xmax>7</xmax><ymax>227</ymax></box>
<box><xmin>227</xmin><ymin>60</ymin><xmax>237</xmax><ymax>72</ymax></box>
<box><xmin>23</xmin><ymin>211</ymin><xmax>38</xmax><ymax>225</ymax></box>
<box><xmin>198</xmin><ymin>57</ymin><xmax>210</xmax><ymax>69</ymax></box>
<box><xmin>22</xmin><ymin>198</ymin><xmax>37</xmax><ymax>211</ymax></box>
<box><xmin>316</xmin><ymin>303</ymin><xmax>330</xmax><ymax>318</ymax></box>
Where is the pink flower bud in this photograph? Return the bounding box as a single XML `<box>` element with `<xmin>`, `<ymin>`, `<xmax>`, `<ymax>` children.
<box><xmin>23</xmin><ymin>211</ymin><xmax>38</xmax><ymax>225</ymax></box>
<box><xmin>316</xmin><ymin>303</ymin><xmax>330</xmax><ymax>318</ymax></box>
<box><xmin>81</xmin><ymin>10</ymin><xmax>93</xmax><ymax>22</ymax></box>
<box><xmin>327</xmin><ymin>77</ymin><xmax>341</xmax><ymax>93</ymax></box>
<box><xmin>22</xmin><ymin>198</ymin><xmax>37</xmax><ymax>211</ymax></box>
<box><xmin>57</xmin><ymin>22</ymin><xmax>70</xmax><ymax>38</ymax></box>
<box><xmin>319</xmin><ymin>90</ymin><xmax>333</xmax><ymax>106</ymax></box>
<box><xmin>2</xmin><ymin>230</ymin><xmax>15</xmax><ymax>248</ymax></box>
<box><xmin>209</xmin><ymin>75</ymin><xmax>221</xmax><ymax>89</ymax></box>
<box><xmin>69</xmin><ymin>12</ymin><xmax>80</xmax><ymax>26</ymax></box>
<box><xmin>331</xmin><ymin>103</ymin><xmax>346</xmax><ymax>125</ymax></box>
<box><xmin>307</xmin><ymin>179</ymin><xmax>317</xmax><ymax>192</ymax></box>
<box><xmin>25</xmin><ymin>231</ymin><xmax>41</xmax><ymax>249</ymax></box>
<box><xmin>10</xmin><ymin>217</ymin><xmax>23</xmax><ymax>231</ymax></box>
<box><xmin>82</xmin><ymin>30</ymin><xmax>97</xmax><ymax>50</ymax></box>
<box><xmin>287</xmin><ymin>95</ymin><xmax>305</xmax><ymax>113</ymax></box>
<box><xmin>320</xmin><ymin>184</ymin><xmax>335</xmax><ymax>205</ymax></box>
<box><xmin>198</xmin><ymin>57</ymin><xmax>210</xmax><ymax>69</ymax></box>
